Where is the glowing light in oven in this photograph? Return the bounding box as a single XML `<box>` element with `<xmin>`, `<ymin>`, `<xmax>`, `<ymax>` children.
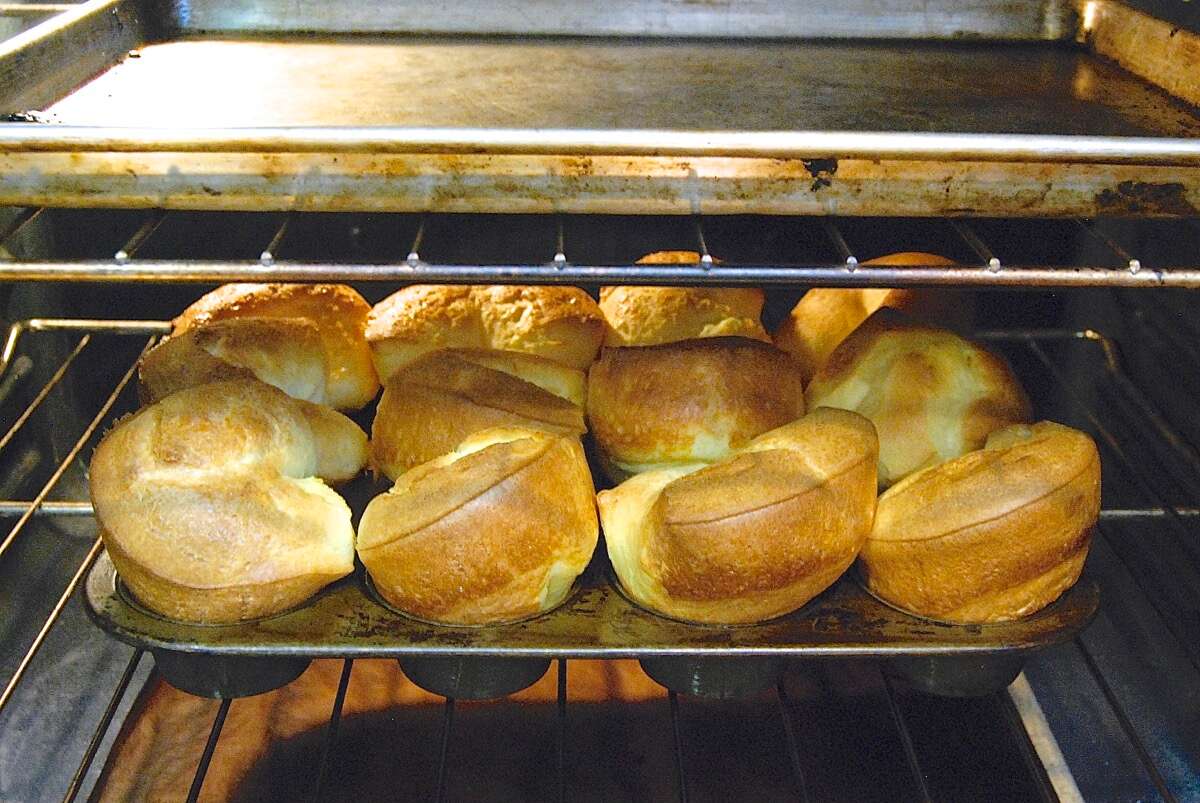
<box><xmin>1082</xmin><ymin>1</ymin><xmax>1098</xmax><ymax>34</ymax></box>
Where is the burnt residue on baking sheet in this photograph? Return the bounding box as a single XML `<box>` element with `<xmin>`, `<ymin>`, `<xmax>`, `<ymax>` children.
<box><xmin>1096</xmin><ymin>180</ymin><xmax>1199</xmax><ymax>215</ymax></box>
<box><xmin>801</xmin><ymin>157</ymin><xmax>839</xmax><ymax>191</ymax></box>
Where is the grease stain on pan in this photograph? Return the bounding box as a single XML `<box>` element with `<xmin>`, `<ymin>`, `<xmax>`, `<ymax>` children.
<box><xmin>1095</xmin><ymin>180</ymin><xmax>1199</xmax><ymax>215</ymax></box>
<box><xmin>560</xmin><ymin>155</ymin><xmax>595</xmax><ymax>177</ymax></box>
<box><xmin>801</xmin><ymin>157</ymin><xmax>839</xmax><ymax>191</ymax></box>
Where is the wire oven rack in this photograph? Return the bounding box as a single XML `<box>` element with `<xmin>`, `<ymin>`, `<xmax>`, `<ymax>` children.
<box><xmin>3</xmin><ymin>205</ymin><xmax>1200</xmax><ymax>287</ymax></box>
<box><xmin>1</xmin><ymin>210</ymin><xmax>1200</xmax><ymax>801</ymax></box>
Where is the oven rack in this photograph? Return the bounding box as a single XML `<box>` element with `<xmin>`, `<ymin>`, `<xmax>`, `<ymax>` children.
<box><xmin>0</xmin><ymin>208</ymin><xmax>1197</xmax><ymax>801</ymax></box>
<box><xmin>3</xmin><ymin>206</ymin><xmax>1200</xmax><ymax>287</ymax></box>
<box><xmin>0</xmin><ymin>312</ymin><xmax>1194</xmax><ymax>801</ymax></box>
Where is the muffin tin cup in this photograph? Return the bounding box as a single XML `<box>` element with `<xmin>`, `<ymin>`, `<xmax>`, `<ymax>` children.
<box><xmin>152</xmin><ymin>650</ymin><xmax>312</xmax><ymax>699</ymax></box>
<box><xmin>363</xmin><ymin>571</ymin><xmax>566</xmax><ymax>699</ymax></box>
<box><xmin>114</xmin><ymin>577</ymin><xmax>319</xmax><ymax>698</ymax></box>
<box><xmin>398</xmin><ymin>655</ymin><xmax>551</xmax><ymax>700</ymax></box>
<box><xmin>883</xmin><ymin>653</ymin><xmax>1026</xmax><ymax>697</ymax></box>
<box><xmin>606</xmin><ymin>572</ymin><xmax>806</xmax><ymax>697</ymax></box>
<box><xmin>639</xmin><ymin>655</ymin><xmax>788</xmax><ymax>699</ymax></box>
<box><xmin>856</xmin><ymin>571</ymin><xmax>1042</xmax><ymax>696</ymax></box>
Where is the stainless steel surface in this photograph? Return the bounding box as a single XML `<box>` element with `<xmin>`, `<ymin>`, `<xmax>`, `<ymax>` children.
<box><xmin>8</xmin><ymin>258</ymin><xmax>1200</xmax><ymax>287</ymax></box>
<box><xmin>11</xmin><ymin>151</ymin><xmax>1200</xmax><ymax>217</ymax></box>
<box><xmin>1007</xmin><ymin>673</ymin><xmax>1083</xmax><ymax>802</ymax></box>
<box><xmin>1085</xmin><ymin>0</ymin><xmax>1200</xmax><ymax>110</ymax></box>
<box><xmin>0</xmin><ymin>337</ymin><xmax>149</xmax><ymax>713</ymax></box>
<box><xmin>399</xmin><ymin>656</ymin><xmax>551</xmax><ymax>700</ymax></box>
<box><xmin>311</xmin><ymin>658</ymin><xmax>352</xmax><ymax>803</ymax></box>
<box><xmin>0</xmin><ymin>500</ymin><xmax>92</xmax><ymax>515</ymax></box>
<box><xmin>15</xmin><ymin>209</ymin><xmax>1200</xmax><ymax>286</ymax></box>
<box><xmin>174</xmin><ymin>0</ymin><xmax>1075</xmax><ymax>39</ymax></box>
<box><xmin>42</xmin><ymin>38</ymin><xmax>1200</xmax><ymax>138</ymax></box>
<box><xmin>186</xmin><ymin>697</ymin><xmax>230</xmax><ymax>803</ymax></box>
<box><xmin>0</xmin><ymin>14</ymin><xmax>51</xmax><ymax>43</ymax></box>
<box><xmin>0</xmin><ymin>205</ymin><xmax>42</xmax><ymax>244</ymax></box>
<box><xmin>10</xmin><ymin>126</ymin><xmax>1200</xmax><ymax>164</ymax></box>
<box><xmin>0</xmin><ymin>0</ymin><xmax>145</xmax><ymax>111</ymax></box>
<box><xmin>0</xmin><ymin>317</ymin><xmax>170</xmax><ymax>377</ymax></box>
<box><xmin>0</xmin><ymin>537</ymin><xmax>102</xmax><ymax>711</ymax></box>
<box><xmin>0</xmin><ymin>31</ymin><xmax>1198</xmax><ymax>214</ymax></box>
<box><xmin>0</xmin><ymin>335</ymin><xmax>149</xmax><ymax>565</ymax></box>
<box><xmin>61</xmin><ymin>648</ymin><xmax>144</xmax><ymax>803</ymax></box>
<box><xmin>0</xmin><ymin>311</ymin><xmax>155</xmax><ymax>800</ymax></box>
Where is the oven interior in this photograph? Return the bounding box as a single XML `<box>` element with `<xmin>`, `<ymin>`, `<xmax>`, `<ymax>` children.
<box><xmin>0</xmin><ymin>210</ymin><xmax>1196</xmax><ymax>801</ymax></box>
<box><xmin>3</xmin><ymin>0</ymin><xmax>1200</xmax><ymax>800</ymax></box>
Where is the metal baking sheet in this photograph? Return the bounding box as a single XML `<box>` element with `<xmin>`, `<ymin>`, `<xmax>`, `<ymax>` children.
<box><xmin>4</xmin><ymin>1</ymin><xmax>1200</xmax><ymax>215</ymax></box>
<box><xmin>40</xmin><ymin>38</ymin><xmax>1200</xmax><ymax>137</ymax></box>
<box><xmin>4</xmin><ymin>36</ymin><xmax>1200</xmax><ymax>216</ymax></box>
<box><xmin>84</xmin><ymin>551</ymin><xmax>1099</xmax><ymax>658</ymax></box>
<box><xmin>171</xmin><ymin>0</ymin><xmax>1078</xmax><ymax>40</ymax></box>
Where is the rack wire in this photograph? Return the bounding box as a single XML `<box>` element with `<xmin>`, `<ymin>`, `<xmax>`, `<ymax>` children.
<box><xmin>0</xmin><ymin>210</ymin><xmax>1197</xmax><ymax>801</ymax></box>
<box><xmin>2</xmin><ymin>206</ymin><xmax>1200</xmax><ymax>287</ymax></box>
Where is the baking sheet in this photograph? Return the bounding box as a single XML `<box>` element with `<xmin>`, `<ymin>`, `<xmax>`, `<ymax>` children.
<box><xmin>7</xmin><ymin>35</ymin><xmax>1198</xmax><ymax>217</ymax></box>
<box><xmin>43</xmin><ymin>38</ymin><xmax>1200</xmax><ymax>138</ymax></box>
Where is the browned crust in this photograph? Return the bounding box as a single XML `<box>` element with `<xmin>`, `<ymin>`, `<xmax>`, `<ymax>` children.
<box><xmin>633</xmin><ymin>251</ymin><xmax>712</xmax><ymax>265</ymax></box>
<box><xmin>362</xmin><ymin>432</ymin><xmax>553</xmax><ymax>548</ymax></box>
<box><xmin>107</xmin><ymin>535</ymin><xmax>343</xmax><ymax>624</ymax></box>
<box><xmin>365</xmin><ymin>284</ymin><xmax>605</xmax><ymax>376</ymax></box>
<box><xmin>599</xmin><ymin>408</ymin><xmax>879</xmax><ymax>624</ymax></box>
<box><xmin>812</xmin><ymin>307</ymin><xmax>997</xmax><ymax>388</ymax></box>
<box><xmin>149</xmin><ymin>283</ymin><xmax>378</xmax><ymax>410</ymax></box>
<box><xmin>174</xmin><ymin>283</ymin><xmax>360</xmax><ymax>325</ymax></box>
<box><xmin>938</xmin><ymin>547</ymin><xmax>1089</xmax><ymax>622</ymax></box>
<box><xmin>652</xmin><ymin>448</ymin><xmax>877</xmax><ymax>602</ymax></box>
<box><xmin>642</xmin><ymin>558</ymin><xmax>861</xmax><ymax>626</ymax></box>
<box><xmin>139</xmin><ymin>317</ymin><xmax>325</xmax><ymax>407</ymax></box>
<box><xmin>138</xmin><ymin>331</ymin><xmax>260</xmax><ymax>406</ymax></box>
<box><xmin>586</xmin><ymin>337</ymin><xmax>804</xmax><ymax>473</ymax></box>
<box><xmin>370</xmin><ymin>351</ymin><xmax>586</xmax><ymax>480</ymax></box>
<box><xmin>599</xmin><ymin>256</ymin><xmax>767</xmax><ymax>347</ymax></box>
<box><xmin>358</xmin><ymin>433</ymin><xmax>598</xmax><ymax>625</ymax></box>
<box><xmin>860</xmin><ymin>422</ymin><xmax>1100</xmax><ymax>623</ymax></box>
<box><xmin>772</xmin><ymin>252</ymin><xmax>974</xmax><ymax>382</ymax></box>
<box><xmin>89</xmin><ymin>380</ymin><xmax>363</xmax><ymax>623</ymax></box>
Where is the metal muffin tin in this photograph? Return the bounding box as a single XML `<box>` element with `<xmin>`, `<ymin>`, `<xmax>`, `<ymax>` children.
<box><xmin>85</xmin><ymin>548</ymin><xmax>1099</xmax><ymax>700</ymax></box>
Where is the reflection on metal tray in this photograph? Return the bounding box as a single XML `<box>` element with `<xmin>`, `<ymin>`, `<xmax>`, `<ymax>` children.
<box><xmin>84</xmin><ymin>550</ymin><xmax>1098</xmax><ymax>660</ymax></box>
<box><xmin>40</xmin><ymin>39</ymin><xmax>1200</xmax><ymax>137</ymax></box>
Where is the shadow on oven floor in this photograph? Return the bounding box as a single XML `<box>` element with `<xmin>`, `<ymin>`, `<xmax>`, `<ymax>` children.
<box><xmin>92</xmin><ymin>658</ymin><xmax>1047</xmax><ymax>802</ymax></box>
